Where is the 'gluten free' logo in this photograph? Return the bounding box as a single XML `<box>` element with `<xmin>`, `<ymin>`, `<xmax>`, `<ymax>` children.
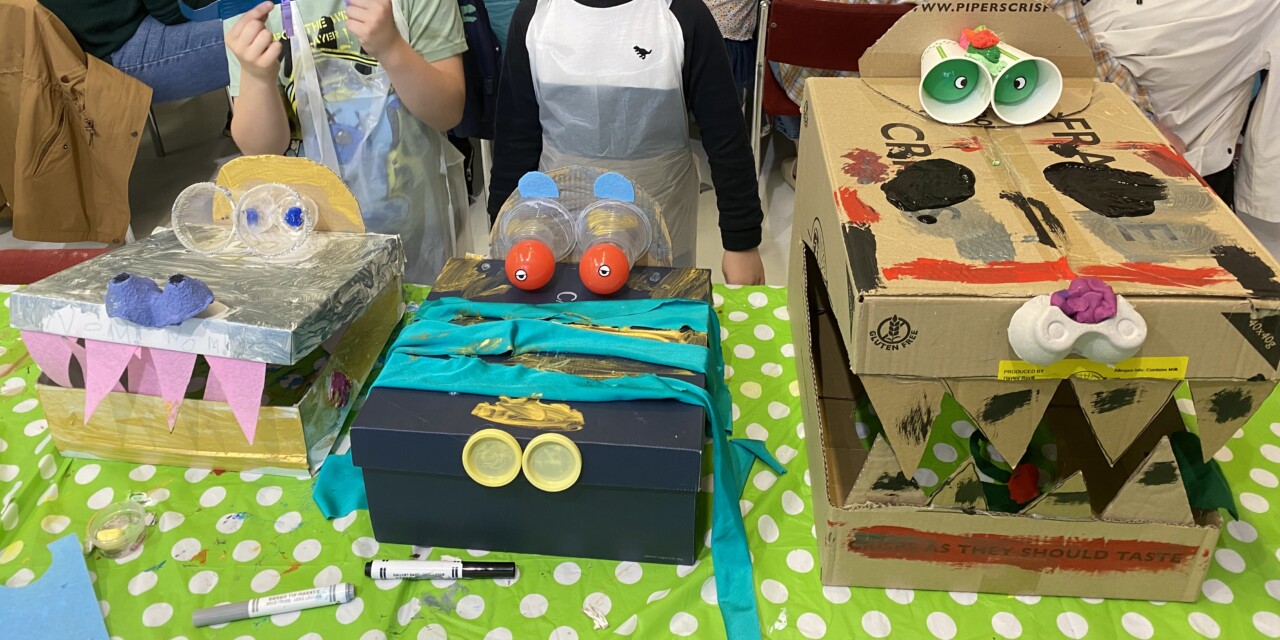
<box><xmin>870</xmin><ymin>315</ymin><xmax>918</xmax><ymax>350</ymax></box>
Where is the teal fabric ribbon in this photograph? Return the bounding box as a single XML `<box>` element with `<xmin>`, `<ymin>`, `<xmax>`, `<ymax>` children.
<box><xmin>312</xmin><ymin>452</ymin><xmax>367</xmax><ymax>518</ymax></box>
<box><xmin>371</xmin><ymin>296</ymin><xmax>779</xmax><ymax>640</ymax></box>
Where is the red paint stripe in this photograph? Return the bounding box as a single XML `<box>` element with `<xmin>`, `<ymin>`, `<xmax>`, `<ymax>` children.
<box><xmin>847</xmin><ymin>526</ymin><xmax>1200</xmax><ymax>574</ymax></box>
<box><xmin>1031</xmin><ymin>138</ymin><xmax>1074</xmax><ymax>145</ymax></box>
<box><xmin>882</xmin><ymin>257</ymin><xmax>1074</xmax><ymax>284</ymax></box>
<box><xmin>947</xmin><ymin>137</ymin><xmax>983</xmax><ymax>152</ymax></box>
<box><xmin>1112</xmin><ymin>141</ymin><xmax>1204</xmax><ymax>184</ymax></box>
<box><xmin>835</xmin><ymin>187</ymin><xmax>880</xmax><ymax>225</ymax></box>
<box><xmin>1078</xmin><ymin>263</ymin><xmax>1233</xmax><ymax>289</ymax></box>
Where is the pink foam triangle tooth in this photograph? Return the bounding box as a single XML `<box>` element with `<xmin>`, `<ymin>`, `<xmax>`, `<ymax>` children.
<box><xmin>148</xmin><ymin>349</ymin><xmax>198</xmax><ymax>430</ymax></box>
<box><xmin>20</xmin><ymin>331</ymin><xmax>75</xmax><ymax>388</ymax></box>
<box><xmin>83</xmin><ymin>340</ymin><xmax>139</xmax><ymax>423</ymax></box>
<box><xmin>128</xmin><ymin>350</ymin><xmax>155</xmax><ymax>395</ymax></box>
<box><xmin>205</xmin><ymin>356</ymin><xmax>266</xmax><ymax>444</ymax></box>
<box><xmin>204</xmin><ymin>370</ymin><xmax>226</xmax><ymax>402</ymax></box>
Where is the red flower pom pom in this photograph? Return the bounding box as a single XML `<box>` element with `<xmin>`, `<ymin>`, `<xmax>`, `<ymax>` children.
<box><xmin>1009</xmin><ymin>463</ymin><xmax>1041</xmax><ymax>504</ymax></box>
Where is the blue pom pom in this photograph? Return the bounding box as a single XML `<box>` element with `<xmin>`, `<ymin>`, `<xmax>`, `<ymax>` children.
<box><xmin>285</xmin><ymin>206</ymin><xmax>305</xmax><ymax>229</ymax></box>
<box><xmin>245</xmin><ymin>207</ymin><xmax>260</xmax><ymax>227</ymax></box>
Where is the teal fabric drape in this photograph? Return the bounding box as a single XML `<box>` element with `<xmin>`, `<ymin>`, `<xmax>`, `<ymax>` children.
<box><xmin>370</xmin><ymin>296</ymin><xmax>779</xmax><ymax>640</ymax></box>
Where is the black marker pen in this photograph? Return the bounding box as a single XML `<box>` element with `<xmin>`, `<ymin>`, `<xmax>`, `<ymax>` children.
<box><xmin>365</xmin><ymin>559</ymin><xmax>517</xmax><ymax>580</ymax></box>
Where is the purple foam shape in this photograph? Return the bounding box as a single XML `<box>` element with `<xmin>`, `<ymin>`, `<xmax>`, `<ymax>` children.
<box><xmin>1050</xmin><ymin>277</ymin><xmax>1118</xmax><ymax>324</ymax></box>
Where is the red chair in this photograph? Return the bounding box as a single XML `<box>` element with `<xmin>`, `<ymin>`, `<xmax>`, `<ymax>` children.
<box><xmin>750</xmin><ymin>1</ymin><xmax>916</xmax><ymax>173</ymax></box>
<box><xmin>0</xmin><ymin>249</ymin><xmax>111</xmax><ymax>285</ymax></box>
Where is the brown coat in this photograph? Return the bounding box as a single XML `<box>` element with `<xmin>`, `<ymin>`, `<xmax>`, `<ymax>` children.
<box><xmin>0</xmin><ymin>0</ymin><xmax>151</xmax><ymax>244</ymax></box>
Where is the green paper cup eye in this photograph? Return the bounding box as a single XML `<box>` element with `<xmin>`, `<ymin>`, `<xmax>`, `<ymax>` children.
<box><xmin>919</xmin><ymin>39</ymin><xmax>993</xmax><ymax>124</ymax></box>
<box><xmin>989</xmin><ymin>44</ymin><xmax>1062</xmax><ymax>125</ymax></box>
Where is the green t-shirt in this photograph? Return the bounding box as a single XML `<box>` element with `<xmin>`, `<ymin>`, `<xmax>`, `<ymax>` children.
<box><xmin>223</xmin><ymin>0</ymin><xmax>467</xmax><ymax>133</ymax></box>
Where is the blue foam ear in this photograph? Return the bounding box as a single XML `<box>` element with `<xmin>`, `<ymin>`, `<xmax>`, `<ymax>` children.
<box><xmin>0</xmin><ymin>535</ymin><xmax>109</xmax><ymax>640</ymax></box>
<box><xmin>594</xmin><ymin>173</ymin><xmax>635</xmax><ymax>203</ymax></box>
<box><xmin>517</xmin><ymin>172</ymin><xmax>559</xmax><ymax>199</ymax></box>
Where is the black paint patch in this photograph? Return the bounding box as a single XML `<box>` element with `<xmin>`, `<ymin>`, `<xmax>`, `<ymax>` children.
<box><xmin>1211</xmin><ymin>245</ymin><xmax>1280</xmax><ymax>297</ymax></box>
<box><xmin>981</xmin><ymin>389</ymin><xmax>1034</xmax><ymax>424</ymax></box>
<box><xmin>1139</xmin><ymin>461</ymin><xmax>1179</xmax><ymax>486</ymax></box>
<box><xmin>1043</xmin><ymin>162</ymin><xmax>1167</xmax><ymax>218</ymax></box>
<box><xmin>1001</xmin><ymin>192</ymin><xmax>1057</xmax><ymax>249</ymax></box>
<box><xmin>898</xmin><ymin>401</ymin><xmax>934</xmax><ymax>445</ymax></box>
<box><xmin>842</xmin><ymin>224</ymin><xmax>883</xmax><ymax>292</ymax></box>
<box><xmin>881</xmin><ymin>159</ymin><xmax>976</xmax><ymax>212</ymax></box>
<box><xmin>887</xmin><ymin>147</ymin><xmax>911</xmax><ymax>160</ymax></box>
<box><xmin>871</xmin><ymin>473</ymin><xmax>915</xmax><ymax>491</ymax></box>
<box><xmin>1036</xmin><ymin>199</ymin><xmax>1065</xmax><ymax>237</ymax></box>
<box><xmin>955</xmin><ymin>478</ymin><xmax>986</xmax><ymax>505</ymax></box>
<box><xmin>1251</xmin><ymin>374</ymin><xmax>1268</xmax><ymax>382</ymax></box>
<box><xmin>1048</xmin><ymin>141</ymin><xmax>1079</xmax><ymax>158</ymax></box>
<box><xmin>1090</xmin><ymin>386</ymin><xmax>1139</xmax><ymax>414</ymax></box>
<box><xmin>1223</xmin><ymin>313</ymin><xmax>1280</xmax><ymax>368</ymax></box>
<box><xmin>1049</xmin><ymin>491</ymin><xmax>1092</xmax><ymax>506</ymax></box>
<box><xmin>1208</xmin><ymin>388</ymin><xmax>1253</xmax><ymax>424</ymax></box>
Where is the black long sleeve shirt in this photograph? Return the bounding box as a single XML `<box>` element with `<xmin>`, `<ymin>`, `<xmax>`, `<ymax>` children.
<box><xmin>488</xmin><ymin>0</ymin><xmax>764</xmax><ymax>251</ymax></box>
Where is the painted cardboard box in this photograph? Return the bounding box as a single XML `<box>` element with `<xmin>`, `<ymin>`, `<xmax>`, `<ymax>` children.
<box><xmin>9</xmin><ymin>164</ymin><xmax>405</xmax><ymax>477</ymax></box>
<box><xmin>354</xmin><ymin>257</ymin><xmax>711</xmax><ymax>564</ymax></box>
<box><xmin>788</xmin><ymin>7</ymin><xmax>1280</xmax><ymax>601</ymax></box>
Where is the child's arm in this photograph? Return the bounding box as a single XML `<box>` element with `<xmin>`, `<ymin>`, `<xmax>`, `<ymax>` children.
<box><xmin>487</xmin><ymin>0</ymin><xmax>543</xmax><ymax>222</ymax></box>
<box><xmin>347</xmin><ymin>0</ymin><xmax>466</xmax><ymax>131</ymax></box>
<box><xmin>226</xmin><ymin>2</ymin><xmax>291</xmax><ymax>155</ymax></box>
<box><xmin>675</xmin><ymin>0</ymin><xmax>765</xmax><ymax>284</ymax></box>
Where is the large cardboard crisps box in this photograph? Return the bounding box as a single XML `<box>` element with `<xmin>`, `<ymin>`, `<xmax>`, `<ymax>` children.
<box><xmin>788</xmin><ymin>6</ymin><xmax>1280</xmax><ymax>601</ymax></box>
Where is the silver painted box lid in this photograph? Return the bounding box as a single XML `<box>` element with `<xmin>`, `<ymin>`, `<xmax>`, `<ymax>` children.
<box><xmin>9</xmin><ymin>230</ymin><xmax>404</xmax><ymax>365</ymax></box>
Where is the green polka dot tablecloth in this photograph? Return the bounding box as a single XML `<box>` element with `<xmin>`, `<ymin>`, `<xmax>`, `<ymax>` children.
<box><xmin>2</xmin><ymin>284</ymin><xmax>1280</xmax><ymax>639</ymax></box>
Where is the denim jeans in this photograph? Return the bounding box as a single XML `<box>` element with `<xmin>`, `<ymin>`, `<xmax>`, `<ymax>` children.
<box><xmin>110</xmin><ymin>16</ymin><xmax>229</xmax><ymax>104</ymax></box>
<box><xmin>767</xmin><ymin>61</ymin><xmax>801</xmax><ymax>141</ymax></box>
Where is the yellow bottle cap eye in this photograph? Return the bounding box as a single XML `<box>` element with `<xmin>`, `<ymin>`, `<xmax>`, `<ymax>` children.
<box><xmin>462</xmin><ymin>428</ymin><xmax>523</xmax><ymax>487</ymax></box>
<box><xmin>522</xmin><ymin>433</ymin><xmax>582</xmax><ymax>492</ymax></box>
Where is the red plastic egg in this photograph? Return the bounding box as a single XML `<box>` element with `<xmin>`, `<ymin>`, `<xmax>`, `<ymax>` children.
<box><xmin>579</xmin><ymin>243</ymin><xmax>629</xmax><ymax>295</ymax></box>
<box><xmin>506</xmin><ymin>239</ymin><xmax>556</xmax><ymax>290</ymax></box>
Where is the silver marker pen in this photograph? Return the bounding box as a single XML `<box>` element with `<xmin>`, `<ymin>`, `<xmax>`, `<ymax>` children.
<box><xmin>192</xmin><ymin>583</ymin><xmax>355</xmax><ymax>627</ymax></box>
<box><xmin>365</xmin><ymin>559</ymin><xmax>517</xmax><ymax>580</ymax></box>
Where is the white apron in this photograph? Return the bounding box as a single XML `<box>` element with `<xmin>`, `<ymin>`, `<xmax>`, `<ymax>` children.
<box><xmin>289</xmin><ymin>1</ymin><xmax>467</xmax><ymax>284</ymax></box>
<box><xmin>526</xmin><ymin>0</ymin><xmax>700</xmax><ymax>266</ymax></box>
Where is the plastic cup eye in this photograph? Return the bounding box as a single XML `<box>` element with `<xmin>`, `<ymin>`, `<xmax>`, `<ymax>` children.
<box><xmin>923</xmin><ymin>59</ymin><xmax>978</xmax><ymax>104</ymax></box>
<box><xmin>580</xmin><ymin>243</ymin><xmax>629</xmax><ymax>295</ymax></box>
<box><xmin>995</xmin><ymin>60</ymin><xmax>1040</xmax><ymax>105</ymax></box>
<box><xmin>522</xmin><ymin>433</ymin><xmax>581</xmax><ymax>493</ymax></box>
<box><xmin>172</xmin><ymin>182</ymin><xmax>237</xmax><ymax>254</ymax></box>
<box><xmin>462</xmin><ymin>428</ymin><xmax>523</xmax><ymax>488</ymax></box>
<box><xmin>505</xmin><ymin>239</ymin><xmax>556</xmax><ymax>290</ymax></box>
<box><xmin>235</xmin><ymin>184</ymin><xmax>317</xmax><ymax>259</ymax></box>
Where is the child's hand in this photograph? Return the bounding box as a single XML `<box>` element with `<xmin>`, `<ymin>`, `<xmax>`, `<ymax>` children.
<box><xmin>227</xmin><ymin>2</ymin><xmax>282</xmax><ymax>82</ymax></box>
<box><xmin>723</xmin><ymin>248</ymin><xmax>767</xmax><ymax>286</ymax></box>
<box><xmin>347</xmin><ymin>0</ymin><xmax>404</xmax><ymax>59</ymax></box>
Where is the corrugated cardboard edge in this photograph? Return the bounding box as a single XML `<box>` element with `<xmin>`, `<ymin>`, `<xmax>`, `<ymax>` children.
<box><xmin>859</xmin><ymin>376</ymin><xmax>947</xmax><ymax>477</ymax></box>
<box><xmin>846</xmin><ymin>435</ymin><xmax>929</xmax><ymax>507</ymax></box>
<box><xmin>1188</xmin><ymin>378</ymin><xmax>1280</xmax><ymax>462</ymax></box>
<box><xmin>857</xmin><ymin>5</ymin><xmax>1095</xmax><ymax>124</ymax></box>
<box><xmin>928</xmin><ymin>459</ymin><xmax>986</xmax><ymax>510</ymax></box>
<box><xmin>1071</xmin><ymin>378</ymin><xmax>1179</xmax><ymax>464</ymax></box>
<box><xmin>1100</xmin><ymin>437</ymin><xmax>1195</xmax><ymax>525</ymax></box>
<box><xmin>947</xmin><ymin>378</ymin><xmax>1058</xmax><ymax>464</ymax></box>
<box><xmin>1022</xmin><ymin>470</ymin><xmax>1092</xmax><ymax>519</ymax></box>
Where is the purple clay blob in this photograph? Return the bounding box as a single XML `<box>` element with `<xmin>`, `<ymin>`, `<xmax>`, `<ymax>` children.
<box><xmin>1050</xmin><ymin>277</ymin><xmax>1118</xmax><ymax>324</ymax></box>
<box><xmin>284</xmin><ymin>206</ymin><xmax>304</xmax><ymax>229</ymax></box>
<box><xmin>152</xmin><ymin>274</ymin><xmax>216</xmax><ymax>327</ymax></box>
<box><xmin>105</xmin><ymin>272</ymin><xmax>161</xmax><ymax>326</ymax></box>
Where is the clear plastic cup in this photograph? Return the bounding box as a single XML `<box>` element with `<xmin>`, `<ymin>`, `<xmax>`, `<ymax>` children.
<box><xmin>235</xmin><ymin>183</ymin><xmax>319</xmax><ymax>260</ymax></box>
<box><xmin>575</xmin><ymin>200</ymin><xmax>652</xmax><ymax>267</ymax></box>
<box><xmin>491</xmin><ymin>198</ymin><xmax>576</xmax><ymax>260</ymax></box>
<box><xmin>172</xmin><ymin>182</ymin><xmax>238</xmax><ymax>254</ymax></box>
<box><xmin>86</xmin><ymin>500</ymin><xmax>147</xmax><ymax>558</ymax></box>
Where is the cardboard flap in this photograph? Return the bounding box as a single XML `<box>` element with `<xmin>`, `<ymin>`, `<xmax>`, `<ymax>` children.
<box><xmin>927</xmin><ymin>459</ymin><xmax>986</xmax><ymax>510</ymax></box>
<box><xmin>947</xmin><ymin>378</ymin><xmax>1058</xmax><ymax>463</ymax></box>
<box><xmin>1022</xmin><ymin>470</ymin><xmax>1092</xmax><ymax>519</ymax></box>
<box><xmin>1188</xmin><ymin>379</ymin><xmax>1280</xmax><ymax>462</ymax></box>
<box><xmin>846</xmin><ymin>435</ymin><xmax>929</xmax><ymax>507</ymax></box>
<box><xmin>1071</xmin><ymin>378</ymin><xmax>1179</xmax><ymax>464</ymax></box>
<box><xmin>1100</xmin><ymin>437</ymin><xmax>1195</xmax><ymax>525</ymax></box>
<box><xmin>858</xmin><ymin>6</ymin><xmax>1095</xmax><ymax>123</ymax></box>
<box><xmin>860</xmin><ymin>376</ymin><xmax>947</xmax><ymax>477</ymax></box>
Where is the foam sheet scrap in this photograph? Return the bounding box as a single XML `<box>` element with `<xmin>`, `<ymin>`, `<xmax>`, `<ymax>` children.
<box><xmin>0</xmin><ymin>535</ymin><xmax>108</xmax><ymax>640</ymax></box>
<box><xmin>148</xmin><ymin>349</ymin><xmax>199</xmax><ymax>429</ymax></box>
<box><xmin>20</xmin><ymin>330</ymin><xmax>76</xmax><ymax>388</ymax></box>
<box><xmin>205</xmin><ymin>355</ymin><xmax>267</xmax><ymax>444</ymax></box>
<box><xmin>84</xmin><ymin>340</ymin><xmax>140</xmax><ymax>423</ymax></box>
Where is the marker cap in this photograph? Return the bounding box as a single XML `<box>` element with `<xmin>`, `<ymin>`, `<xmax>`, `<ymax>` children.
<box><xmin>462</xmin><ymin>428</ymin><xmax>523</xmax><ymax>487</ymax></box>
<box><xmin>522</xmin><ymin>433</ymin><xmax>582</xmax><ymax>492</ymax></box>
<box><xmin>463</xmin><ymin>562</ymin><xmax>518</xmax><ymax>579</ymax></box>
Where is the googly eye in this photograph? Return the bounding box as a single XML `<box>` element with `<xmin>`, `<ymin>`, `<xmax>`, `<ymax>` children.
<box><xmin>514</xmin><ymin>269</ymin><xmax>528</xmax><ymax>281</ymax></box>
<box><xmin>1013</xmin><ymin>76</ymin><xmax>1027</xmax><ymax>91</ymax></box>
<box><xmin>954</xmin><ymin>76</ymin><xmax>968</xmax><ymax>90</ymax></box>
<box><xmin>598</xmin><ymin>265</ymin><xmax>611</xmax><ymax>278</ymax></box>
